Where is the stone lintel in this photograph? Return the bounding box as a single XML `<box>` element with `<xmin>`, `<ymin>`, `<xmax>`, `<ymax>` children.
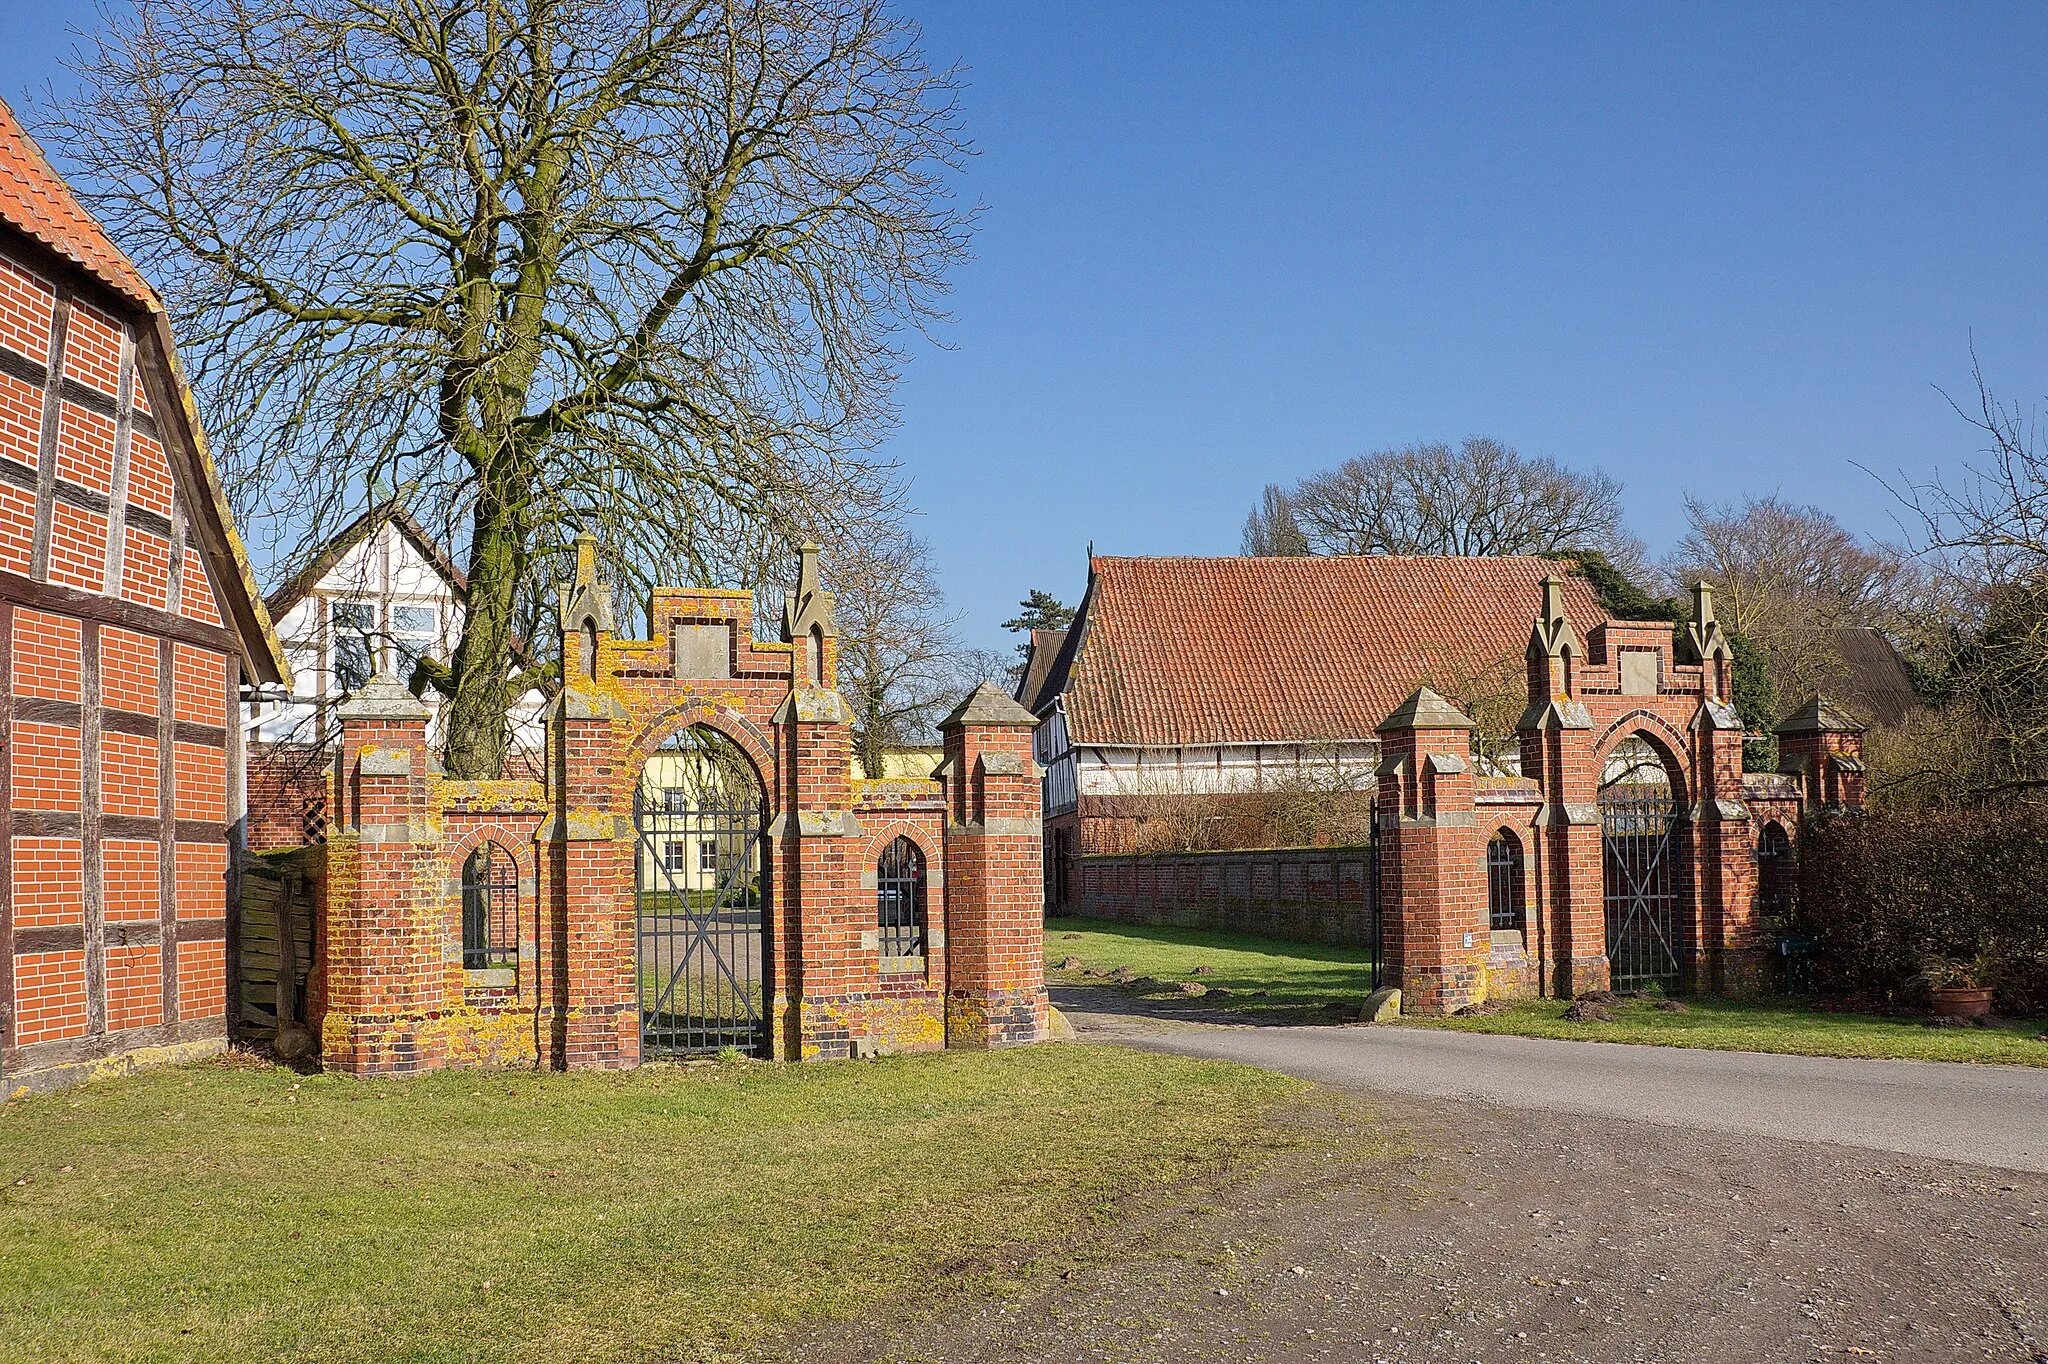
<box><xmin>946</xmin><ymin>817</ymin><xmax>1040</xmax><ymax>838</ymax></box>
<box><xmin>1517</xmin><ymin>697</ymin><xmax>1594</xmax><ymax>732</ymax></box>
<box><xmin>978</xmin><ymin>750</ymin><xmax>1025</xmax><ymax>776</ymax></box>
<box><xmin>554</xmin><ymin>689</ymin><xmax>631</xmax><ymax>722</ymax></box>
<box><xmin>1390</xmin><ymin>810</ymin><xmax>1476</xmax><ymax>830</ymax></box>
<box><xmin>765</xmin><ymin>809</ymin><xmax>863</xmax><ymax>838</ymax></box>
<box><xmin>358</xmin><ymin>748</ymin><xmax>413</xmax><ymax>777</ymax></box>
<box><xmin>772</xmin><ymin>686</ymin><xmax>850</xmax><ymax>724</ymax></box>
<box><xmin>1533</xmin><ymin>802</ymin><xmax>1603</xmax><ymax>827</ymax></box>
<box><xmin>536</xmin><ymin>811</ymin><xmax>628</xmax><ymax>842</ymax></box>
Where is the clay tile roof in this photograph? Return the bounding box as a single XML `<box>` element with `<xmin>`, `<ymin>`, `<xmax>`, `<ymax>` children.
<box><xmin>0</xmin><ymin>98</ymin><xmax>156</xmax><ymax>309</ymax></box>
<box><xmin>1059</xmin><ymin>555</ymin><xmax>1605</xmax><ymax>747</ymax></box>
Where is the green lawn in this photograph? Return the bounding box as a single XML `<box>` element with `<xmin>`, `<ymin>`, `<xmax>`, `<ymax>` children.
<box><xmin>1046</xmin><ymin>916</ymin><xmax>2048</xmax><ymax>1067</ymax></box>
<box><xmin>0</xmin><ymin>1045</ymin><xmax>1305</xmax><ymax>1363</ymax></box>
<box><xmin>1408</xmin><ymin>995</ymin><xmax>2048</xmax><ymax>1066</ymax></box>
<box><xmin>1045</xmin><ymin>915</ymin><xmax>1378</xmax><ymax>1017</ymax></box>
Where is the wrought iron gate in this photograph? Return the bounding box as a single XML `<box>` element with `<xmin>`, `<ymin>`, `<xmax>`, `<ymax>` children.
<box><xmin>633</xmin><ymin>726</ymin><xmax>766</xmax><ymax>1055</ymax></box>
<box><xmin>1600</xmin><ymin>790</ymin><xmax>1685</xmax><ymax>991</ymax></box>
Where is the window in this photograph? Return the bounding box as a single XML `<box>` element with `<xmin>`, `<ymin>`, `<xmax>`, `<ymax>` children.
<box><xmin>1756</xmin><ymin>821</ymin><xmax>1793</xmax><ymax>921</ymax></box>
<box><xmin>392</xmin><ymin>603</ymin><xmax>437</xmax><ymax>681</ymax></box>
<box><xmin>876</xmin><ymin>836</ymin><xmax>926</xmax><ymax>959</ymax></box>
<box><xmin>664</xmin><ymin>840</ymin><xmax>690</xmax><ymax>873</ymax></box>
<box><xmin>332</xmin><ymin>599</ymin><xmax>374</xmax><ymax>691</ymax></box>
<box><xmin>461</xmin><ymin>842</ymin><xmax>520</xmax><ymax>971</ymax></box>
<box><xmin>1487</xmin><ymin>831</ymin><xmax>1526</xmax><ymax>933</ymax></box>
<box><xmin>663</xmin><ymin>786</ymin><xmax>689</xmax><ymax>813</ymax></box>
<box><xmin>699</xmin><ymin>839</ymin><xmax>719</xmax><ymax>874</ymax></box>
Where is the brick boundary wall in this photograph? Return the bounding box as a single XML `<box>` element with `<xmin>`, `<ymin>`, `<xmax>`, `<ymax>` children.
<box><xmin>1072</xmin><ymin>846</ymin><xmax>1375</xmax><ymax>947</ymax></box>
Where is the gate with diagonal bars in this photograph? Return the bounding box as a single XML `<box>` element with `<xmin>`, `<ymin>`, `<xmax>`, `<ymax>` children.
<box><xmin>1600</xmin><ymin>790</ymin><xmax>1686</xmax><ymax>992</ymax></box>
<box><xmin>632</xmin><ymin>725</ymin><xmax>767</xmax><ymax>1055</ymax></box>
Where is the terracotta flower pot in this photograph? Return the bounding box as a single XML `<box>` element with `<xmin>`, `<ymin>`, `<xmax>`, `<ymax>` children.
<box><xmin>1930</xmin><ymin>985</ymin><xmax>1995</xmax><ymax>1019</ymax></box>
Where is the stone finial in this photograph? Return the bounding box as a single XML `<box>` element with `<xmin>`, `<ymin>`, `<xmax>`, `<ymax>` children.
<box><xmin>1686</xmin><ymin>579</ymin><xmax>1733</xmax><ymax>674</ymax></box>
<box><xmin>781</xmin><ymin>541</ymin><xmax>837</xmax><ymax>641</ymax></box>
<box><xmin>559</xmin><ymin>532</ymin><xmax>615</xmax><ymax>633</ymax></box>
<box><xmin>336</xmin><ymin>671</ymin><xmax>431</xmax><ymax>722</ymax></box>
<box><xmin>1527</xmin><ymin>573</ymin><xmax>1582</xmax><ymax>678</ymax></box>
<box><xmin>1774</xmin><ymin>694</ymin><xmax>1867</xmax><ymax>736</ymax></box>
<box><xmin>940</xmin><ymin>680</ymin><xmax>1040</xmax><ymax>730</ymax></box>
<box><xmin>1376</xmin><ymin>685</ymin><xmax>1476</xmax><ymax>733</ymax></box>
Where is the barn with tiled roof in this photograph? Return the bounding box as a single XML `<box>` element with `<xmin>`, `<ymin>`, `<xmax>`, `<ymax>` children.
<box><xmin>1019</xmin><ymin>553</ymin><xmax>1605</xmax><ymax>907</ymax></box>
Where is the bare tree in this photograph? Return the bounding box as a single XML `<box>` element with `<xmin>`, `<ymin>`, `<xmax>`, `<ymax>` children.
<box><xmin>1877</xmin><ymin>361</ymin><xmax>2048</xmax><ymax>802</ymax></box>
<box><xmin>828</xmin><ymin>529</ymin><xmax>967</xmax><ymax>781</ymax></box>
<box><xmin>1247</xmin><ymin>437</ymin><xmax>1634</xmax><ymax>560</ymax></box>
<box><xmin>1664</xmin><ymin>494</ymin><xmax>1913</xmax><ymax>721</ymax></box>
<box><xmin>1241</xmin><ymin>483</ymin><xmax>1309</xmax><ymax>556</ymax></box>
<box><xmin>44</xmin><ymin>0</ymin><xmax>972</xmax><ymax>777</ymax></box>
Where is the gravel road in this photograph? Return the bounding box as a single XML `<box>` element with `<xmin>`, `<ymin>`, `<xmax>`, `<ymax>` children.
<box><xmin>782</xmin><ymin>990</ymin><xmax>2048</xmax><ymax>1364</ymax></box>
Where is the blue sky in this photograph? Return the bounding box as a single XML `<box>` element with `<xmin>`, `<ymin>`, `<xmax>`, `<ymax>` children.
<box><xmin>7</xmin><ymin>3</ymin><xmax>2048</xmax><ymax>651</ymax></box>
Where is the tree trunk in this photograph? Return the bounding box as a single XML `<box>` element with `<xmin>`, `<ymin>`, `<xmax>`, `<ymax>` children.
<box><xmin>443</xmin><ymin>488</ymin><xmax>527</xmax><ymax>779</ymax></box>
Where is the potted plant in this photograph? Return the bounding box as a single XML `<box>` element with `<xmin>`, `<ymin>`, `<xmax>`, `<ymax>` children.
<box><xmin>1916</xmin><ymin>951</ymin><xmax>1998</xmax><ymax>1019</ymax></box>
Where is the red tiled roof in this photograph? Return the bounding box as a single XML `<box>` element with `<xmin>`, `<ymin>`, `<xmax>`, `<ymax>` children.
<box><xmin>1060</xmin><ymin>555</ymin><xmax>1606</xmax><ymax>747</ymax></box>
<box><xmin>0</xmin><ymin>97</ymin><xmax>157</xmax><ymax>309</ymax></box>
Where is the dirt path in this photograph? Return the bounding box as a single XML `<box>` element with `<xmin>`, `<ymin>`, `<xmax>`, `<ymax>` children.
<box><xmin>781</xmin><ymin>1010</ymin><xmax>2048</xmax><ymax>1363</ymax></box>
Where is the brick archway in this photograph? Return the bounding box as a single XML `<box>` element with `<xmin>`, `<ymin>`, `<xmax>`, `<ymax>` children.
<box><xmin>305</xmin><ymin>540</ymin><xmax>1050</xmax><ymax>1076</ymax></box>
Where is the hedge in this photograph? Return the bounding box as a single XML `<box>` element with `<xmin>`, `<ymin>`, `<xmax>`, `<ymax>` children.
<box><xmin>1797</xmin><ymin>808</ymin><xmax>2048</xmax><ymax>1016</ymax></box>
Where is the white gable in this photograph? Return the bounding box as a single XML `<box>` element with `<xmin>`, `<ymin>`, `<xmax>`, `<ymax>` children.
<box><xmin>245</xmin><ymin>517</ymin><xmax>544</xmax><ymax>759</ymax></box>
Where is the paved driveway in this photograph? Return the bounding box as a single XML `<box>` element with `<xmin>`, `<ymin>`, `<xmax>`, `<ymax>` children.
<box><xmin>1057</xmin><ymin>986</ymin><xmax>2048</xmax><ymax>1173</ymax></box>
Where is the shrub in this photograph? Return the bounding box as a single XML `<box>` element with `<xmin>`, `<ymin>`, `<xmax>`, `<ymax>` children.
<box><xmin>1796</xmin><ymin>807</ymin><xmax>2048</xmax><ymax>1015</ymax></box>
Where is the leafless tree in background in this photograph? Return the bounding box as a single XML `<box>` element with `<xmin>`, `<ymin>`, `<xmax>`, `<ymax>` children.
<box><xmin>1874</xmin><ymin>361</ymin><xmax>2048</xmax><ymax>804</ymax></box>
<box><xmin>1664</xmin><ymin>494</ymin><xmax>1914</xmax><ymax>721</ymax></box>
<box><xmin>827</xmin><ymin>529</ymin><xmax>980</xmax><ymax>780</ymax></box>
<box><xmin>43</xmin><ymin>0</ymin><xmax>972</xmax><ymax>777</ymax></box>
<box><xmin>1241</xmin><ymin>482</ymin><xmax>1309</xmax><ymax>555</ymax></box>
<box><xmin>1244</xmin><ymin>437</ymin><xmax>1637</xmax><ymax>564</ymax></box>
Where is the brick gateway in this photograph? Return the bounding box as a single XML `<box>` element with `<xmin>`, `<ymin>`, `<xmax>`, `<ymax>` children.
<box><xmin>300</xmin><ymin>542</ymin><xmax>1048</xmax><ymax>1073</ymax></box>
<box><xmin>1073</xmin><ymin>577</ymin><xmax>1864</xmax><ymax>1015</ymax></box>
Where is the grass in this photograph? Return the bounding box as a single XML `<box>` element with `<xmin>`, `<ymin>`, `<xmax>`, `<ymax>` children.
<box><xmin>1045</xmin><ymin>916</ymin><xmax>2048</xmax><ymax>1067</ymax></box>
<box><xmin>1044</xmin><ymin>915</ymin><xmax>1377</xmax><ymax>1017</ymax></box>
<box><xmin>0</xmin><ymin>1045</ymin><xmax>1305</xmax><ymax>1363</ymax></box>
<box><xmin>1407</xmin><ymin>995</ymin><xmax>2048</xmax><ymax>1066</ymax></box>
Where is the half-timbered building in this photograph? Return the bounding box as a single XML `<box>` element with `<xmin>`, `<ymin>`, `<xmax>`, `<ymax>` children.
<box><xmin>0</xmin><ymin>99</ymin><xmax>287</xmax><ymax>1096</ymax></box>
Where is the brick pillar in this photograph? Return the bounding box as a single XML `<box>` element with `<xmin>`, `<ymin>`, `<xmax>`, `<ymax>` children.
<box><xmin>938</xmin><ymin>682</ymin><xmax>1046</xmax><ymax>1048</ymax></box>
<box><xmin>1775</xmin><ymin>696</ymin><xmax>1868</xmax><ymax>813</ymax></box>
<box><xmin>553</xmin><ymin>535</ymin><xmax>634</xmax><ymax>1070</ymax></box>
<box><xmin>1520</xmin><ymin>576</ymin><xmax>1609</xmax><ymax>997</ymax></box>
<box><xmin>777</xmin><ymin>684</ymin><xmax>863</xmax><ymax>1060</ymax></box>
<box><xmin>1694</xmin><ymin>695</ymin><xmax>1764</xmax><ymax>995</ymax></box>
<box><xmin>1375</xmin><ymin>688</ymin><xmax>1485</xmax><ymax>1015</ymax></box>
<box><xmin>318</xmin><ymin>674</ymin><xmax>439</xmax><ymax>1075</ymax></box>
<box><xmin>770</xmin><ymin>542</ymin><xmax>867</xmax><ymax>1060</ymax></box>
